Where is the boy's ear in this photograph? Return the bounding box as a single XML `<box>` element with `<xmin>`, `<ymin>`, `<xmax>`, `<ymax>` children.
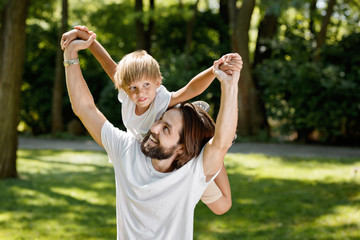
<box><xmin>157</xmin><ymin>77</ymin><xmax>162</xmax><ymax>87</ymax></box>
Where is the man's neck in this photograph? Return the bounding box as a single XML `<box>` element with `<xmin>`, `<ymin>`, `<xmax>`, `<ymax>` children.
<box><xmin>151</xmin><ymin>158</ymin><xmax>175</xmax><ymax>173</ymax></box>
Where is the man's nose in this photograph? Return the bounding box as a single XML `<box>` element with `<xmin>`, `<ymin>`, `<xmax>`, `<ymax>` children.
<box><xmin>151</xmin><ymin>121</ymin><xmax>161</xmax><ymax>134</ymax></box>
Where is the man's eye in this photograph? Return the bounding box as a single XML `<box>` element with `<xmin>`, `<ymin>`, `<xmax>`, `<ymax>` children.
<box><xmin>163</xmin><ymin>126</ymin><xmax>169</xmax><ymax>133</ymax></box>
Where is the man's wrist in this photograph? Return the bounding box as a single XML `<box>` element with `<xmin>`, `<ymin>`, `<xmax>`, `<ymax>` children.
<box><xmin>64</xmin><ymin>48</ymin><xmax>79</xmax><ymax>60</ymax></box>
<box><xmin>63</xmin><ymin>58</ymin><xmax>79</xmax><ymax>67</ymax></box>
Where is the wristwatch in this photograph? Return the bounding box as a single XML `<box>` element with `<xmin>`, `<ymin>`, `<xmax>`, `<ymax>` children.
<box><xmin>63</xmin><ymin>58</ymin><xmax>79</xmax><ymax>67</ymax></box>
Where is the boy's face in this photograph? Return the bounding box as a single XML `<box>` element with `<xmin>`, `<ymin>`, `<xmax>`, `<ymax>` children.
<box><xmin>125</xmin><ymin>77</ymin><xmax>161</xmax><ymax>113</ymax></box>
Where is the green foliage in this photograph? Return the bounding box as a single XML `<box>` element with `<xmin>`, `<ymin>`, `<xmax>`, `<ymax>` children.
<box><xmin>255</xmin><ymin>32</ymin><xmax>360</xmax><ymax>144</ymax></box>
<box><xmin>1</xmin><ymin>149</ymin><xmax>359</xmax><ymax>239</ymax></box>
<box><xmin>154</xmin><ymin>7</ymin><xmax>229</xmax><ymax>116</ymax></box>
<box><xmin>22</xmin><ymin>23</ymin><xmax>58</xmax><ymax>134</ymax></box>
<box><xmin>20</xmin><ymin>0</ymin><xmax>359</xmax><ymax>143</ymax></box>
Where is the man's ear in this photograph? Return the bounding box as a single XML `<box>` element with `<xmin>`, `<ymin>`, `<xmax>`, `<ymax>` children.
<box><xmin>175</xmin><ymin>144</ymin><xmax>184</xmax><ymax>155</ymax></box>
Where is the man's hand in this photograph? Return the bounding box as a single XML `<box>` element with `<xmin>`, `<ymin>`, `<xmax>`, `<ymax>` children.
<box><xmin>60</xmin><ymin>26</ymin><xmax>94</xmax><ymax>50</ymax></box>
<box><xmin>64</xmin><ymin>33</ymin><xmax>96</xmax><ymax>59</ymax></box>
<box><xmin>218</xmin><ymin>53</ymin><xmax>243</xmax><ymax>75</ymax></box>
<box><xmin>214</xmin><ymin>55</ymin><xmax>242</xmax><ymax>84</ymax></box>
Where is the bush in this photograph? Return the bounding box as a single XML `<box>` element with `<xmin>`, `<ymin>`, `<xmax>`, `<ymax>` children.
<box><xmin>255</xmin><ymin>32</ymin><xmax>360</xmax><ymax>144</ymax></box>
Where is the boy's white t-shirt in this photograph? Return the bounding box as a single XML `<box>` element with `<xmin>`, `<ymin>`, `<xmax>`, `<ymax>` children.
<box><xmin>118</xmin><ymin>85</ymin><xmax>172</xmax><ymax>141</ymax></box>
<box><xmin>101</xmin><ymin>120</ymin><xmax>220</xmax><ymax>240</ymax></box>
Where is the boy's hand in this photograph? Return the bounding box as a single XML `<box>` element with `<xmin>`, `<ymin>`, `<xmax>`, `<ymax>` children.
<box><xmin>213</xmin><ymin>57</ymin><xmax>241</xmax><ymax>85</ymax></box>
<box><xmin>60</xmin><ymin>26</ymin><xmax>94</xmax><ymax>50</ymax></box>
<box><xmin>218</xmin><ymin>53</ymin><xmax>243</xmax><ymax>75</ymax></box>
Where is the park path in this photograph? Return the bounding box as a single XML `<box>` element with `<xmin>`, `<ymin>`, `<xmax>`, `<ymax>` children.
<box><xmin>18</xmin><ymin>137</ymin><xmax>360</xmax><ymax>159</ymax></box>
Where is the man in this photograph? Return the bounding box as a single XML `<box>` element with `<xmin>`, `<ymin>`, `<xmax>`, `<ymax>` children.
<box><xmin>62</xmin><ymin>33</ymin><xmax>242</xmax><ymax>240</ymax></box>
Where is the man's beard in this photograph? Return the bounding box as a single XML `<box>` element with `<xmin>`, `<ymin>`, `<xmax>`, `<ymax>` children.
<box><xmin>141</xmin><ymin>132</ymin><xmax>178</xmax><ymax>160</ymax></box>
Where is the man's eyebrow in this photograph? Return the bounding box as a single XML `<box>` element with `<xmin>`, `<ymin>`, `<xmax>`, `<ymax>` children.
<box><xmin>160</xmin><ymin>113</ymin><xmax>173</xmax><ymax>130</ymax></box>
<box><xmin>164</xmin><ymin>121</ymin><xmax>173</xmax><ymax>130</ymax></box>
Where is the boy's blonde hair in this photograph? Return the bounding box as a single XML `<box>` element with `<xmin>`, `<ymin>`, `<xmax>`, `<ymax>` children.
<box><xmin>114</xmin><ymin>50</ymin><xmax>162</xmax><ymax>91</ymax></box>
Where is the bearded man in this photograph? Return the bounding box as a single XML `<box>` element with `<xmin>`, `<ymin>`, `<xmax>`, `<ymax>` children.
<box><xmin>62</xmin><ymin>34</ymin><xmax>242</xmax><ymax>240</ymax></box>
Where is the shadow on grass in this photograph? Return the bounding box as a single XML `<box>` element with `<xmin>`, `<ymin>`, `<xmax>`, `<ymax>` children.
<box><xmin>194</xmin><ymin>170</ymin><xmax>360</xmax><ymax>240</ymax></box>
<box><xmin>2</xmin><ymin>150</ymin><xmax>359</xmax><ymax>239</ymax></box>
<box><xmin>0</xmin><ymin>150</ymin><xmax>117</xmax><ymax>240</ymax></box>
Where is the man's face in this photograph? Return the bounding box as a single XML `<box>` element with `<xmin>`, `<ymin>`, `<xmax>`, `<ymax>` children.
<box><xmin>141</xmin><ymin>109</ymin><xmax>183</xmax><ymax>160</ymax></box>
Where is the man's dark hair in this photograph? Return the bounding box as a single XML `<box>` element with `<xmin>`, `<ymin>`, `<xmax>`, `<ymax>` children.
<box><xmin>172</xmin><ymin>102</ymin><xmax>215</xmax><ymax>169</ymax></box>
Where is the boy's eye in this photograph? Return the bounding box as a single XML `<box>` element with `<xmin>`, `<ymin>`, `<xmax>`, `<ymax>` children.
<box><xmin>144</xmin><ymin>83</ymin><xmax>150</xmax><ymax>88</ymax></box>
<box><xmin>129</xmin><ymin>86</ymin><xmax>136</xmax><ymax>91</ymax></box>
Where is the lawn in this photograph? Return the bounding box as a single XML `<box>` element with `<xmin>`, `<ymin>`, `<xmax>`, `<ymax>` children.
<box><xmin>0</xmin><ymin>149</ymin><xmax>359</xmax><ymax>240</ymax></box>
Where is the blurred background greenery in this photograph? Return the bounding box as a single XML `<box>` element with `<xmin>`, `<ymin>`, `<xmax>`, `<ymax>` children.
<box><xmin>0</xmin><ymin>0</ymin><xmax>359</xmax><ymax>178</ymax></box>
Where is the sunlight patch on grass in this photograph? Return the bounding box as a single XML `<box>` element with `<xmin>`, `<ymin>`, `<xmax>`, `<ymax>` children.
<box><xmin>51</xmin><ymin>187</ymin><xmax>110</xmax><ymax>205</ymax></box>
<box><xmin>225</xmin><ymin>153</ymin><xmax>360</xmax><ymax>183</ymax></box>
<box><xmin>315</xmin><ymin>205</ymin><xmax>360</xmax><ymax>227</ymax></box>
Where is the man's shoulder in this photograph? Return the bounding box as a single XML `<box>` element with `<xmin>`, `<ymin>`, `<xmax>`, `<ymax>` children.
<box><xmin>102</xmin><ymin>121</ymin><xmax>137</xmax><ymax>149</ymax></box>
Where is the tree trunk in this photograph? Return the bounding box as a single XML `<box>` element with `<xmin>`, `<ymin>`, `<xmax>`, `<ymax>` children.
<box><xmin>219</xmin><ymin>0</ymin><xmax>230</xmax><ymax>47</ymax></box>
<box><xmin>230</xmin><ymin>0</ymin><xmax>264</xmax><ymax>136</ymax></box>
<box><xmin>309</xmin><ymin>0</ymin><xmax>317</xmax><ymax>38</ymax></box>
<box><xmin>0</xmin><ymin>0</ymin><xmax>29</xmax><ymax>179</ymax></box>
<box><xmin>185</xmin><ymin>0</ymin><xmax>199</xmax><ymax>69</ymax></box>
<box><xmin>253</xmin><ymin>11</ymin><xmax>278</xmax><ymax>66</ymax></box>
<box><xmin>252</xmin><ymin>8</ymin><xmax>279</xmax><ymax>136</ymax></box>
<box><xmin>144</xmin><ymin>0</ymin><xmax>155</xmax><ymax>54</ymax></box>
<box><xmin>314</xmin><ymin>0</ymin><xmax>336</xmax><ymax>60</ymax></box>
<box><xmin>135</xmin><ymin>0</ymin><xmax>154</xmax><ymax>53</ymax></box>
<box><xmin>51</xmin><ymin>0</ymin><xmax>68</xmax><ymax>135</ymax></box>
<box><xmin>136</xmin><ymin>0</ymin><xmax>146</xmax><ymax>50</ymax></box>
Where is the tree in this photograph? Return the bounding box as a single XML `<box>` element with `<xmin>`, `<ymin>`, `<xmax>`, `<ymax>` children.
<box><xmin>0</xmin><ymin>0</ymin><xmax>30</xmax><ymax>179</ymax></box>
<box><xmin>51</xmin><ymin>0</ymin><xmax>68</xmax><ymax>135</ymax></box>
<box><xmin>229</xmin><ymin>0</ymin><xmax>265</xmax><ymax>136</ymax></box>
<box><xmin>135</xmin><ymin>0</ymin><xmax>154</xmax><ymax>53</ymax></box>
<box><xmin>314</xmin><ymin>0</ymin><xmax>337</xmax><ymax>61</ymax></box>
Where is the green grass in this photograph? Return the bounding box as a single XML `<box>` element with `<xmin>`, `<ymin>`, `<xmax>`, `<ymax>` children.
<box><xmin>1</xmin><ymin>150</ymin><xmax>359</xmax><ymax>239</ymax></box>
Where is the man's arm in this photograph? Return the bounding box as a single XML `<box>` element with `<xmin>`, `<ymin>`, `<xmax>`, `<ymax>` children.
<box><xmin>63</xmin><ymin>35</ymin><xmax>107</xmax><ymax>147</ymax></box>
<box><xmin>61</xmin><ymin>27</ymin><xmax>117</xmax><ymax>84</ymax></box>
<box><xmin>202</xmin><ymin>54</ymin><xmax>242</xmax><ymax>179</ymax></box>
<box><xmin>169</xmin><ymin>53</ymin><xmax>242</xmax><ymax>108</ymax></box>
<box><xmin>205</xmin><ymin>164</ymin><xmax>232</xmax><ymax>215</ymax></box>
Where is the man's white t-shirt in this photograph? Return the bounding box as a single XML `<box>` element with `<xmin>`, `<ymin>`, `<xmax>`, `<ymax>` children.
<box><xmin>101</xmin><ymin>120</ymin><xmax>220</xmax><ymax>240</ymax></box>
<box><xmin>118</xmin><ymin>85</ymin><xmax>172</xmax><ymax>141</ymax></box>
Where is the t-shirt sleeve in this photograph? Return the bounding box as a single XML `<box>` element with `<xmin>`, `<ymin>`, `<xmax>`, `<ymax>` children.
<box><xmin>117</xmin><ymin>89</ymin><xmax>127</xmax><ymax>103</ymax></box>
<box><xmin>101</xmin><ymin>120</ymin><xmax>133</xmax><ymax>164</ymax></box>
<box><xmin>191</xmin><ymin>145</ymin><xmax>222</xmax><ymax>202</ymax></box>
<box><xmin>154</xmin><ymin>85</ymin><xmax>172</xmax><ymax>119</ymax></box>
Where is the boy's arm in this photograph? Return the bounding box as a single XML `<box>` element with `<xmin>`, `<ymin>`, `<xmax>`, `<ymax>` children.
<box><xmin>202</xmin><ymin>54</ymin><xmax>242</xmax><ymax>179</ymax></box>
<box><xmin>63</xmin><ymin>35</ymin><xmax>107</xmax><ymax>147</ymax></box>
<box><xmin>88</xmin><ymin>40</ymin><xmax>117</xmax><ymax>83</ymax></box>
<box><xmin>205</xmin><ymin>164</ymin><xmax>232</xmax><ymax>215</ymax></box>
<box><xmin>169</xmin><ymin>67</ymin><xmax>215</xmax><ymax>107</ymax></box>
<box><xmin>61</xmin><ymin>27</ymin><xmax>117</xmax><ymax>84</ymax></box>
<box><xmin>168</xmin><ymin>53</ymin><xmax>243</xmax><ymax>108</ymax></box>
